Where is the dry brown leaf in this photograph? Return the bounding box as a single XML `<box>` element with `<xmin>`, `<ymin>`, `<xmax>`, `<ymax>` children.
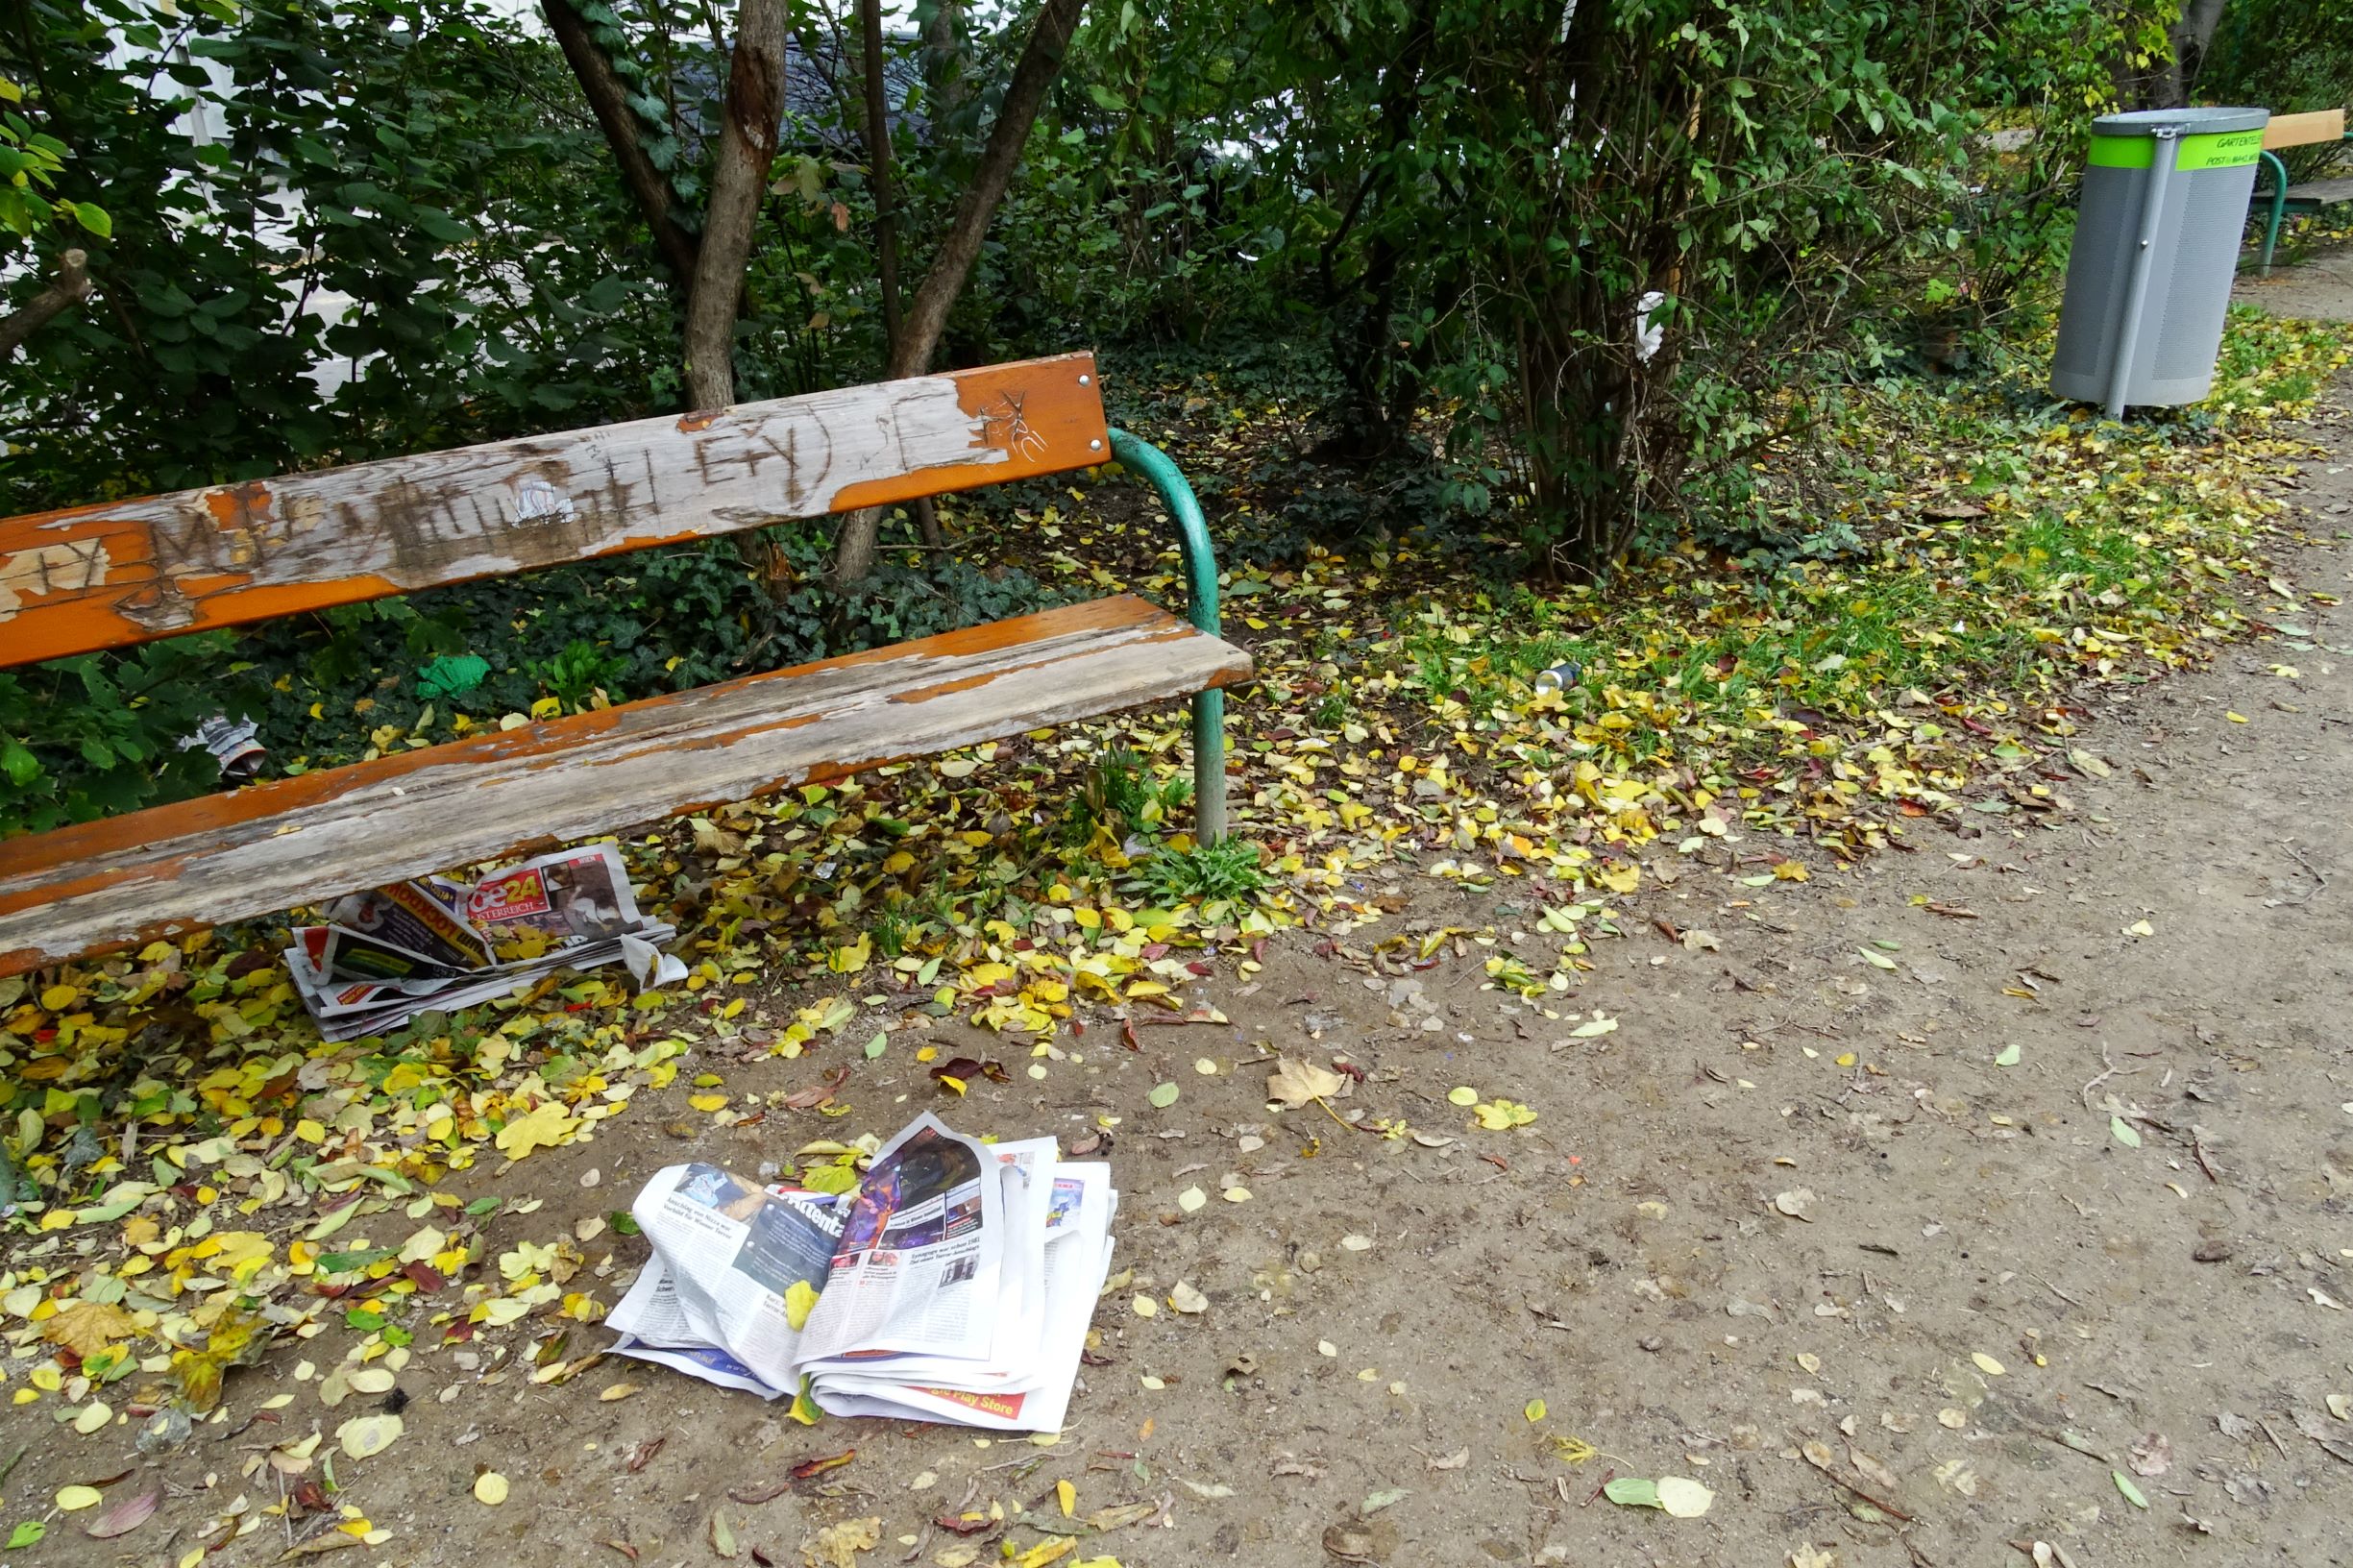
<box><xmin>1268</xmin><ymin>1058</ymin><xmax>1348</xmax><ymax>1109</ymax></box>
<box><xmin>2292</xmin><ymin>1408</ymin><xmax>2353</xmax><ymax>1466</ymax></box>
<box><xmin>2127</xmin><ymin>1432</ymin><xmax>2171</xmax><ymax>1477</ymax></box>
<box><xmin>42</xmin><ymin>1302</ymin><xmax>139</xmax><ymax>1360</ymax></box>
<box><xmin>804</xmin><ymin>1515</ymin><xmax>881</xmax><ymax>1568</ymax></box>
<box><xmin>690</xmin><ymin>820</ymin><xmax>747</xmax><ymax>857</ymax></box>
<box><xmin>781</xmin><ymin>1066</ymin><xmax>852</xmax><ymax>1111</ymax></box>
<box><xmin>1848</xmin><ymin>1445</ymin><xmax>1900</xmax><ymax>1494</ymax></box>
<box><xmin>83</xmin><ymin>1473</ymin><xmax>163</xmax><ymax>1540</ymax></box>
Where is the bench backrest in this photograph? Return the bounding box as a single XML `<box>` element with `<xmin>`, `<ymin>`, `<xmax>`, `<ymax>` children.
<box><xmin>0</xmin><ymin>353</ymin><xmax>1107</xmax><ymax>667</ymax></box>
<box><xmin>2265</xmin><ymin>109</ymin><xmax>2346</xmax><ymax>150</ymax></box>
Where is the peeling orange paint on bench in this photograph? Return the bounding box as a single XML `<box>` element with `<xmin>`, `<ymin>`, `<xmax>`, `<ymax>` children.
<box><xmin>0</xmin><ymin>354</ymin><xmax>1108</xmax><ymax>664</ymax></box>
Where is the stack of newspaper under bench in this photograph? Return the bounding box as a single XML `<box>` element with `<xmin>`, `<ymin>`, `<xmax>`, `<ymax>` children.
<box><xmin>607</xmin><ymin>1114</ymin><xmax>1117</xmax><ymax>1432</ymax></box>
<box><xmin>284</xmin><ymin>844</ymin><xmax>683</xmax><ymax>1041</ymax></box>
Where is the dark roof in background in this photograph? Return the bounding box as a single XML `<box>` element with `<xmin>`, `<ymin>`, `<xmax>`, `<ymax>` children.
<box><xmin>782</xmin><ymin>30</ymin><xmax>926</xmax><ymax>139</ymax></box>
<box><xmin>672</xmin><ymin>31</ymin><xmax>926</xmax><ymax>148</ymax></box>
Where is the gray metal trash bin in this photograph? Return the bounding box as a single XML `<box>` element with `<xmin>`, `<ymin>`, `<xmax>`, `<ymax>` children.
<box><xmin>2051</xmin><ymin>107</ymin><xmax>2268</xmax><ymax>417</ymax></box>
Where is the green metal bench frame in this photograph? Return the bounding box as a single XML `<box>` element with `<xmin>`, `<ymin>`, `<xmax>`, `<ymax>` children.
<box><xmin>2255</xmin><ymin>132</ymin><xmax>2353</xmax><ymax>276</ymax></box>
<box><xmin>1110</xmin><ymin>428</ymin><xmax>1230</xmax><ymax>843</ymax></box>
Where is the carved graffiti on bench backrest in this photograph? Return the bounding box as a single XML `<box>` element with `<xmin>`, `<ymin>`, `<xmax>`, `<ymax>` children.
<box><xmin>0</xmin><ymin>355</ymin><xmax>1106</xmax><ymax>660</ymax></box>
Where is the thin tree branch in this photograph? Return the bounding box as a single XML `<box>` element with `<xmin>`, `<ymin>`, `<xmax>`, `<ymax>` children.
<box><xmin>0</xmin><ymin>249</ymin><xmax>90</xmax><ymax>359</ymax></box>
<box><xmin>830</xmin><ymin>0</ymin><xmax>1091</xmax><ymax>586</ymax></box>
<box><xmin>860</xmin><ymin>0</ymin><xmax>941</xmax><ymax>547</ymax></box>
<box><xmin>543</xmin><ymin>0</ymin><xmax>702</xmax><ymax>287</ymax></box>
<box><xmin>860</xmin><ymin>0</ymin><xmax>904</xmax><ymax>351</ymax></box>
<box><xmin>886</xmin><ymin>0</ymin><xmax>1089</xmax><ymax>377</ymax></box>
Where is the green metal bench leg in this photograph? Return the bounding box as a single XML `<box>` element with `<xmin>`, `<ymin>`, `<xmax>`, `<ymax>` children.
<box><xmin>2260</xmin><ymin>149</ymin><xmax>2289</xmax><ymax>276</ymax></box>
<box><xmin>1107</xmin><ymin>428</ymin><xmax>1228</xmax><ymax>845</ymax></box>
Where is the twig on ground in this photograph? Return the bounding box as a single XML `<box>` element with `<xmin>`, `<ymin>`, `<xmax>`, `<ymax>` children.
<box><xmin>2079</xmin><ymin>1044</ymin><xmax>2139</xmax><ymax>1110</ymax></box>
<box><xmin>977</xmin><ymin>1448</ymin><xmax>1059</xmax><ymax>1476</ymax></box>
<box><xmin>2038</xmin><ymin>1426</ymin><xmax>2114</xmax><ymax>1465</ymax></box>
<box><xmin>1309</xmin><ymin>1094</ymin><xmax>1373</xmax><ymax>1135</ymax></box>
<box><xmin>1798</xmin><ymin>1448</ymin><xmax>1917</xmax><ymax>1522</ymax></box>
<box><xmin>2193</xmin><ymin>1127</ymin><xmax>2223</xmax><ymax>1182</ymax></box>
<box><xmin>2029</xmin><ymin>1271</ymin><xmax>2086</xmax><ymax>1308</ymax></box>
<box><xmin>2282</xmin><ymin>841</ymin><xmax>2331</xmax><ymax>905</ymax></box>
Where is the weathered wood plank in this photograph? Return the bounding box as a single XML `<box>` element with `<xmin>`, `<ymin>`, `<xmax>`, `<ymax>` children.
<box><xmin>2264</xmin><ymin>109</ymin><xmax>2345</xmax><ymax>151</ymax></box>
<box><xmin>0</xmin><ymin>596</ymin><xmax>1250</xmax><ymax>976</ymax></box>
<box><xmin>0</xmin><ymin>355</ymin><xmax>1107</xmax><ymax>664</ymax></box>
<box><xmin>2285</xmin><ymin>176</ymin><xmax>2353</xmax><ymax>207</ymax></box>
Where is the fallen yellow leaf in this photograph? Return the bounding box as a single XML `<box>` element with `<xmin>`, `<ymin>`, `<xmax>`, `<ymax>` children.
<box><xmin>494</xmin><ymin>1101</ymin><xmax>578</xmax><ymax>1160</ymax></box>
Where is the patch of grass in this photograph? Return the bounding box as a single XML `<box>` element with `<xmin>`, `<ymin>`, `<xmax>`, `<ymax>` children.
<box><xmin>1135</xmin><ymin>839</ymin><xmax>1266</xmax><ymax>904</ymax></box>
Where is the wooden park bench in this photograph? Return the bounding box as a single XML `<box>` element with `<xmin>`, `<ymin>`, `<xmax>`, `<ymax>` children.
<box><xmin>0</xmin><ymin>353</ymin><xmax>1250</xmax><ymax>978</ymax></box>
<box><xmin>2254</xmin><ymin>108</ymin><xmax>2351</xmax><ymax>276</ymax></box>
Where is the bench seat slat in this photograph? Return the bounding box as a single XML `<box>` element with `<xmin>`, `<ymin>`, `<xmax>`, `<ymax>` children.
<box><xmin>2283</xmin><ymin>176</ymin><xmax>2353</xmax><ymax>207</ymax></box>
<box><xmin>0</xmin><ymin>596</ymin><xmax>1250</xmax><ymax>976</ymax></box>
<box><xmin>0</xmin><ymin>354</ymin><xmax>1105</xmax><ymax>665</ymax></box>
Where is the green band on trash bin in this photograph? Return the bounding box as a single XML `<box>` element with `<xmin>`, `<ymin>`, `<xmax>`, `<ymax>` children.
<box><xmin>2088</xmin><ymin>129</ymin><xmax>2265</xmax><ymax>172</ymax></box>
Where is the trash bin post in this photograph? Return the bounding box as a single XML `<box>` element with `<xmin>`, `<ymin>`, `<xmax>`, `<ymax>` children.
<box><xmin>2107</xmin><ymin>126</ymin><xmax>2180</xmax><ymax>421</ymax></box>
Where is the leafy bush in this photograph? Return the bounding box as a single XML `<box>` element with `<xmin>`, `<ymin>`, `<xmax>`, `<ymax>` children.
<box><xmin>0</xmin><ymin>636</ymin><xmax>265</xmax><ymax>832</ymax></box>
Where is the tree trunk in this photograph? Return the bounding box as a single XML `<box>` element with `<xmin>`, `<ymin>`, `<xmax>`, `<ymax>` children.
<box><xmin>828</xmin><ymin>0</ymin><xmax>1091</xmax><ymax>587</ymax></box>
<box><xmin>2123</xmin><ymin>0</ymin><xmax>2231</xmax><ymax>110</ymax></box>
<box><xmin>543</xmin><ymin>0</ymin><xmax>701</xmax><ymax>287</ymax></box>
<box><xmin>1316</xmin><ymin>0</ymin><xmax>1434</xmax><ymax>462</ymax></box>
<box><xmin>1319</xmin><ymin>237</ymin><xmax>1411</xmax><ymax>462</ymax></box>
<box><xmin>0</xmin><ymin>250</ymin><xmax>90</xmax><ymax>359</ymax></box>
<box><xmin>682</xmin><ymin>0</ymin><xmax>787</xmax><ymax>410</ymax></box>
<box><xmin>859</xmin><ymin>0</ymin><xmax>943</xmax><ymax>547</ymax></box>
<box><xmin>2170</xmin><ymin>0</ymin><xmax>2230</xmax><ymax>104</ymax></box>
<box><xmin>861</xmin><ymin>0</ymin><xmax>904</xmax><ymax>352</ymax></box>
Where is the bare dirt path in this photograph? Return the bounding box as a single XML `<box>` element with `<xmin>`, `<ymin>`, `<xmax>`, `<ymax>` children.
<box><xmin>11</xmin><ymin>376</ymin><xmax>2353</xmax><ymax>1568</ymax></box>
<box><xmin>2238</xmin><ymin>233</ymin><xmax>2353</xmax><ymax>321</ymax></box>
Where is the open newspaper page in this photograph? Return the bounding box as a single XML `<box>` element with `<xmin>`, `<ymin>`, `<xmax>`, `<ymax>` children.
<box><xmin>792</xmin><ymin>1114</ymin><xmax>1002</xmax><ymax>1365</ymax></box>
<box><xmin>809</xmin><ymin>1163</ymin><xmax>1115</xmax><ymax>1432</ymax></box>
<box><xmin>798</xmin><ymin>1135</ymin><xmax>1055</xmax><ymax>1388</ymax></box>
<box><xmin>605</xmin><ymin>1163</ymin><xmax>844</xmax><ymax>1397</ymax></box>
<box><xmin>462</xmin><ymin>843</ymin><xmax>644</xmax><ymax>958</ymax></box>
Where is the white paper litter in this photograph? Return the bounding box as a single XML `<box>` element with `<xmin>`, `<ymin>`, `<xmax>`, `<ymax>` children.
<box><xmin>606</xmin><ymin>1114</ymin><xmax>1117</xmax><ymax>1431</ymax></box>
